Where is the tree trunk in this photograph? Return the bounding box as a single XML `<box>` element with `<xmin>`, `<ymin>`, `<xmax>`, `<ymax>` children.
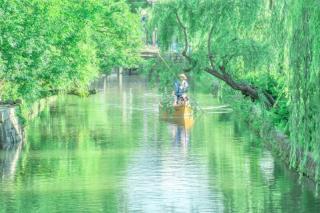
<box><xmin>206</xmin><ymin>25</ymin><xmax>275</xmax><ymax>107</ymax></box>
<box><xmin>175</xmin><ymin>11</ymin><xmax>196</xmax><ymax>72</ymax></box>
<box><xmin>206</xmin><ymin>68</ymin><xmax>261</xmax><ymax>102</ymax></box>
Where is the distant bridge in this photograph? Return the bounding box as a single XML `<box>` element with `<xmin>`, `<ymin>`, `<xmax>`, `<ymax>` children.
<box><xmin>140</xmin><ymin>46</ymin><xmax>159</xmax><ymax>59</ymax></box>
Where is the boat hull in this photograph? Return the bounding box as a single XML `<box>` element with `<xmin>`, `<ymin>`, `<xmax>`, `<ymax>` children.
<box><xmin>159</xmin><ymin>104</ymin><xmax>193</xmax><ymax>128</ymax></box>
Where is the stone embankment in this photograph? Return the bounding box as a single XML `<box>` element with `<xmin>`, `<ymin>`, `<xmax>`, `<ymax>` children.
<box><xmin>0</xmin><ymin>106</ymin><xmax>23</xmax><ymax>149</ymax></box>
<box><xmin>0</xmin><ymin>75</ymin><xmax>106</xmax><ymax>149</ymax></box>
<box><xmin>0</xmin><ymin>96</ymin><xmax>57</xmax><ymax>148</ymax></box>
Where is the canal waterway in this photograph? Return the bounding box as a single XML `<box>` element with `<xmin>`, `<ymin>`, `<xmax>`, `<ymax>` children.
<box><xmin>0</xmin><ymin>75</ymin><xmax>319</xmax><ymax>212</ymax></box>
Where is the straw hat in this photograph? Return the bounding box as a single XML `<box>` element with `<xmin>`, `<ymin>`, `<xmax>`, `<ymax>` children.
<box><xmin>179</xmin><ymin>73</ymin><xmax>187</xmax><ymax>80</ymax></box>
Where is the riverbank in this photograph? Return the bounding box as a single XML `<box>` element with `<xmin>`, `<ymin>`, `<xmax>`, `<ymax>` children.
<box><xmin>0</xmin><ymin>75</ymin><xmax>109</xmax><ymax>148</ymax></box>
<box><xmin>0</xmin><ymin>96</ymin><xmax>58</xmax><ymax>148</ymax></box>
<box><xmin>226</xmin><ymin>95</ymin><xmax>320</xmax><ymax>183</ymax></box>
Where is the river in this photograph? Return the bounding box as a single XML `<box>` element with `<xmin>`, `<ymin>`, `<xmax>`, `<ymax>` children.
<box><xmin>0</xmin><ymin>75</ymin><xmax>319</xmax><ymax>212</ymax></box>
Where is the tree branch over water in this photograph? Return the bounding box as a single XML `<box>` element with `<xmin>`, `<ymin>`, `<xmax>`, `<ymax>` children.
<box><xmin>174</xmin><ymin>11</ymin><xmax>196</xmax><ymax>72</ymax></box>
<box><xmin>206</xmin><ymin>24</ymin><xmax>275</xmax><ymax>107</ymax></box>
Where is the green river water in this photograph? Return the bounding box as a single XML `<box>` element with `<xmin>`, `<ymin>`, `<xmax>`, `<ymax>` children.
<box><xmin>0</xmin><ymin>75</ymin><xmax>319</xmax><ymax>213</ymax></box>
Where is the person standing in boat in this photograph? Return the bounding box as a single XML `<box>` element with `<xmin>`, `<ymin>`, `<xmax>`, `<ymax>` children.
<box><xmin>174</xmin><ymin>73</ymin><xmax>189</xmax><ymax>105</ymax></box>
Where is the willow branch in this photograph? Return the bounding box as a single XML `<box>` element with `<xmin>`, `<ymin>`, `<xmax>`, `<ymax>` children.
<box><xmin>208</xmin><ymin>25</ymin><xmax>215</xmax><ymax>69</ymax></box>
<box><xmin>206</xmin><ymin>25</ymin><xmax>275</xmax><ymax>106</ymax></box>
<box><xmin>175</xmin><ymin>12</ymin><xmax>191</xmax><ymax>62</ymax></box>
<box><xmin>174</xmin><ymin>11</ymin><xmax>196</xmax><ymax>72</ymax></box>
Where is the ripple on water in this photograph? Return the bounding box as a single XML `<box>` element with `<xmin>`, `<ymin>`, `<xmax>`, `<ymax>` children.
<box><xmin>1</xmin><ymin>76</ymin><xmax>320</xmax><ymax>213</ymax></box>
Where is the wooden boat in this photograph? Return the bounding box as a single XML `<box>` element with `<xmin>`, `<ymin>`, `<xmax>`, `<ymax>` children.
<box><xmin>159</xmin><ymin>104</ymin><xmax>194</xmax><ymax>129</ymax></box>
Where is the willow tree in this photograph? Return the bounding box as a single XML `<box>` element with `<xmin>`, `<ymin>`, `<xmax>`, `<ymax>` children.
<box><xmin>151</xmin><ymin>0</ymin><xmax>320</xmax><ymax>180</ymax></box>
<box><xmin>264</xmin><ymin>0</ymin><xmax>320</xmax><ymax>179</ymax></box>
<box><xmin>151</xmin><ymin>0</ymin><xmax>276</xmax><ymax>106</ymax></box>
<box><xmin>286</xmin><ymin>0</ymin><xmax>320</xmax><ymax>179</ymax></box>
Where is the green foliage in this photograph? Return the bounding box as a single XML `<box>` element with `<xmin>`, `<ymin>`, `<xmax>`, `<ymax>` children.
<box><xmin>127</xmin><ymin>0</ymin><xmax>149</xmax><ymax>11</ymax></box>
<box><xmin>286</xmin><ymin>0</ymin><xmax>320</xmax><ymax>179</ymax></box>
<box><xmin>148</xmin><ymin>0</ymin><xmax>283</xmax><ymax>105</ymax></box>
<box><xmin>148</xmin><ymin>0</ymin><xmax>320</xmax><ymax>180</ymax></box>
<box><xmin>148</xmin><ymin>0</ymin><xmax>282</xmax><ymax>106</ymax></box>
<box><xmin>93</xmin><ymin>0</ymin><xmax>143</xmax><ymax>73</ymax></box>
<box><xmin>0</xmin><ymin>0</ymin><xmax>142</xmax><ymax>103</ymax></box>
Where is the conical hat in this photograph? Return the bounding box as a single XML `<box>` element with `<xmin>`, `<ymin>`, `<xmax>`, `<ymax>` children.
<box><xmin>179</xmin><ymin>73</ymin><xmax>187</xmax><ymax>80</ymax></box>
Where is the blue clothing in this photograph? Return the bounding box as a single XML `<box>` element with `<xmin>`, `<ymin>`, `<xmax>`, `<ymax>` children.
<box><xmin>174</xmin><ymin>80</ymin><xmax>188</xmax><ymax>97</ymax></box>
<box><xmin>174</xmin><ymin>80</ymin><xmax>181</xmax><ymax>96</ymax></box>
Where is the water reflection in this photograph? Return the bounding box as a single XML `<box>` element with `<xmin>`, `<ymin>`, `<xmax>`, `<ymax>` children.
<box><xmin>0</xmin><ymin>76</ymin><xmax>320</xmax><ymax>212</ymax></box>
<box><xmin>170</xmin><ymin>123</ymin><xmax>190</xmax><ymax>147</ymax></box>
<box><xmin>0</xmin><ymin>142</ymin><xmax>22</xmax><ymax>180</ymax></box>
<box><xmin>160</xmin><ymin>109</ymin><xmax>194</xmax><ymax>147</ymax></box>
<box><xmin>123</xmin><ymin>124</ymin><xmax>224</xmax><ymax>212</ymax></box>
<box><xmin>259</xmin><ymin>151</ymin><xmax>275</xmax><ymax>185</ymax></box>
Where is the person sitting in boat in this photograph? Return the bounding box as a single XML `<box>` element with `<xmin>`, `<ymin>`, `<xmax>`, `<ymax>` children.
<box><xmin>174</xmin><ymin>73</ymin><xmax>189</xmax><ymax>105</ymax></box>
